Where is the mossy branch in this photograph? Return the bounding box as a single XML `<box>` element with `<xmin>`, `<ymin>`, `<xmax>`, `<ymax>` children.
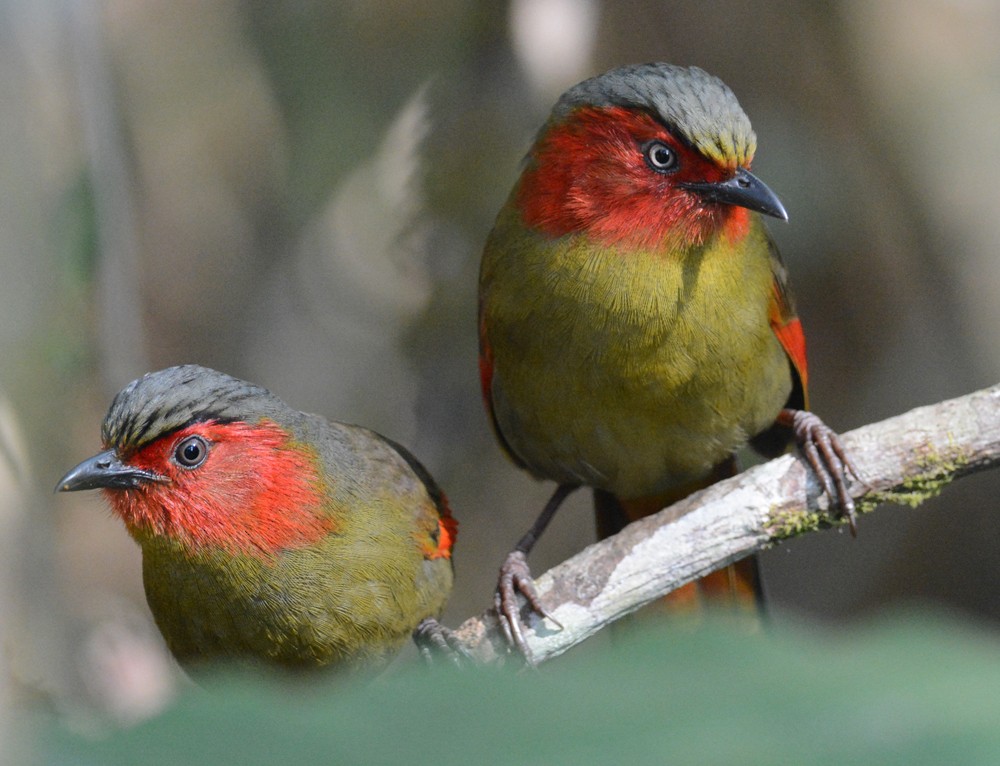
<box><xmin>451</xmin><ymin>383</ymin><xmax>1000</xmax><ymax>665</ymax></box>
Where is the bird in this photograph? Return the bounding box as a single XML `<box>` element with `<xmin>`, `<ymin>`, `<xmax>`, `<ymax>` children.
<box><xmin>57</xmin><ymin>364</ymin><xmax>458</xmax><ymax>674</ymax></box>
<box><xmin>478</xmin><ymin>62</ymin><xmax>860</xmax><ymax>659</ymax></box>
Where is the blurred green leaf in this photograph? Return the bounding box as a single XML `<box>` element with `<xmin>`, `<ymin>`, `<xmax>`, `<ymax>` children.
<box><xmin>44</xmin><ymin>611</ymin><xmax>1000</xmax><ymax>765</ymax></box>
<box><xmin>53</xmin><ymin>172</ymin><xmax>99</xmax><ymax>287</ymax></box>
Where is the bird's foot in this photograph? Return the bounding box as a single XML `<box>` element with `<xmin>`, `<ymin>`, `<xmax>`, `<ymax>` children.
<box><xmin>494</xmin><ymin>550</ymin><xmax>561</xmax><ymax>665</ymax></box>
<box><xmin>412</xmin><ymin>618</ymin><xmax>468</xmax><ymax>668</ymax></box>
<box><xmin>780</xmin><ymin>409</ymin><xmax>866</xmax><ymax>535</ymax></box>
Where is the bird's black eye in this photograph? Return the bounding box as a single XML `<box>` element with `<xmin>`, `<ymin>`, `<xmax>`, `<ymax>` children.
<box><xmin>174</xmin><ymin>435</ymin><xmax>208</xmax><ymax>468</ymax></box>
<box><xmin>643</xmin><ymin>141</ymin><xmax>677</xmax><ymax>173</ymax></box>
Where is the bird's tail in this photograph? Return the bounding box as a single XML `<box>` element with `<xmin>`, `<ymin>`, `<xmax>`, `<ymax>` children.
<box><xmin>593</xmin><ymin>462</ymin><xmax>762</xmax><ymax>618</ymax></box>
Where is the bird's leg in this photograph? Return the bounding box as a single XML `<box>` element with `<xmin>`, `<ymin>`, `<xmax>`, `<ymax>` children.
<box><xmin>412</xmin><ymin>618</ymin><xmax>468</xmax><ymax>667</ymax></box>
<box><xmin>777</xmin><ymin>409</ymin><xmax>865</xmax><ymax>536</ymax></box>
<box><xmin>495</xmin><ymin>483</ymin><xmax>578</xmax><ymax>663</ymax></box>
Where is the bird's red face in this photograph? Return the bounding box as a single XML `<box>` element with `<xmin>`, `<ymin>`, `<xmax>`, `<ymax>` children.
<box><xmin>516</xmin><ymin>106</ymin><xmax>755</xmax><ymax>251</ymax></box>
<box><xmin>99</xmin><ymin>420</ymin><xmax>332</xmax><ymax>557</ymax></box>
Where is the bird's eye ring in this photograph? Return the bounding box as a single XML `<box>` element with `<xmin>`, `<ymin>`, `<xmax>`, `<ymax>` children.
<box><xmin>174</xmin><ymin>435</ymin><xmax>209</xmax><ymax>469</ymax></box>
<box><xmin>643</xmin><ymin>140</ymin><xmax>677</xmax><ymax>174</ymax></box>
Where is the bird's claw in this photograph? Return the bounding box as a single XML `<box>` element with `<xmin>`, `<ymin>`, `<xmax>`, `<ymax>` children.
<box><xmin>412</xmin><ymin>618</ymin><xmax>468</xmax><ymax>668</ymax></box>
<box><xmin>785</xmin><ymin>409</ymin><xmax>865</xmax><ymax>536</ymax></box>
<box><xmin>494</xmin><ymin>550</ymin><xmax>560</xmax><ymax>665</ymax></box>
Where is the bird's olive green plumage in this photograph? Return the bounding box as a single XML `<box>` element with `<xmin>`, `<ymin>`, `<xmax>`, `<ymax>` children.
<box><xmin>59</xmin><ymin>365</ymin><xmax>455</xmax><ymax>673</ymax></box>
<box><xmin>482</xmin><ymin>205</ymin><xmax>791</xmax><ymax>498</ymax></box>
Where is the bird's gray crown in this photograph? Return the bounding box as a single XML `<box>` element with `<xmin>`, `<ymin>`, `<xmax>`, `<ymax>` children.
<box><xmin>550</xmin><ymin>63</ymin><xmax>756</xmax><ymax>166</ymax></box>
<box><xmin>102</xmin><ymin>365</ymin><xmax>287</xmax><ymax>451</ymax></box>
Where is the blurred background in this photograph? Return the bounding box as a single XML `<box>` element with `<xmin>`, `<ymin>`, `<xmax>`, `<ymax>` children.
<box><xmin>2</xmin><ymin>0</ymin><xmax>999</xmax><ymax>751</ymax></box>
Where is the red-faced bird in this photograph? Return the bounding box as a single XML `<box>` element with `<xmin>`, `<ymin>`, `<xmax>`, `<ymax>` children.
<box><xmin>58</xmin><ymin>365</ymin><xmax>457</xmax><ymax>673</ymax></box>
<box><xmin>478</xmin><ymin>63</ymin><xmax>859</xmax><ymax>658</ymax></box>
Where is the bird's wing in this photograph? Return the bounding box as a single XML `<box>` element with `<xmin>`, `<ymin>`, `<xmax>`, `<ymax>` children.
<box><xmin>766</xmin><ymin>236</ymin><xmax>808</xmax><ymax>408</ymax></box>
<box><xmin>477</xmin><ymin>300</ymin><xmax>527</xmax><ymax>470</ymax></box>
<box><xmin>749</xmin><ymin>236</ymin><xmax>808</xmax><ymax>459</ymax></box>
<box><xmin>375</xmin><ymin>433</ymin><xmax>457</xmax><ymax>562</ymax></box>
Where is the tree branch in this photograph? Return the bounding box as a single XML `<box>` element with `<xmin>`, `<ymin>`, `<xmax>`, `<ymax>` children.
<box><xmin>452</xmin><ymin>383</ymin><xmax>1000</xmax><ymax>665</ymax></box>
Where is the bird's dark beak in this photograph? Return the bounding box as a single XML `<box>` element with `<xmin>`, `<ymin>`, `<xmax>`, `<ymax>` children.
<box><xmin>681</xmin><ymin>167</ymin><xmax>788</xmax><ymax>221</ymax></box>
<box><xmin>56</xmin><ymin>449</ymin><xmax>165</xmax><ymax>492</ymax></box>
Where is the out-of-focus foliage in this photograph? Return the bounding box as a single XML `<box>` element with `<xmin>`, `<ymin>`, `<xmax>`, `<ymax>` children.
<box><xmin>45</xmin><ymin>613</ymin><xmax>1000</xmax><ymax>765</ymax></box>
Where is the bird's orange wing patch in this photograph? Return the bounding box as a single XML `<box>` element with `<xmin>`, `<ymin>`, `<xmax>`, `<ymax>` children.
<box><xmin>423</xmin><ymin>497</ymin><xmax>458</xmax><ymax>561</ymax></box>
<box><xmin>768</xmin><ymin>280</ymin><xmax>809</xmax><ymax>395</ymax></box>
<box><xmin>771</xmin><ymin>315</ymin><xmax>808</xmax><ymax>391</ymax></box>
